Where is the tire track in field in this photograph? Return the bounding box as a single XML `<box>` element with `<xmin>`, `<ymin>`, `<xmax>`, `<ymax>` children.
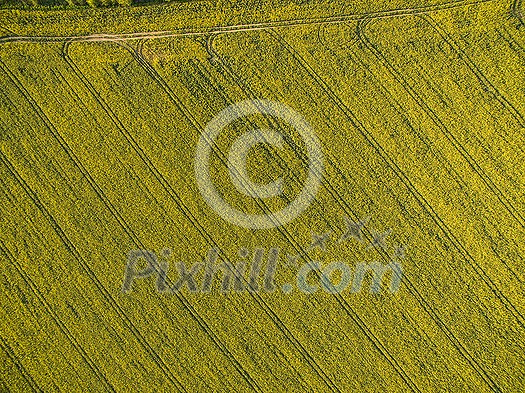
<box><xmin>311</xmin><ymin>18</ymin><xmax>525</xmax><ymax>332</ymax></box>
<box><xmin>333</xmin><ymin>27</ymin><xmax>520</xmax><ymax>388</ymax></box>
<box><xmin>59</xmin><ymin>39</ymin><xmax>279</xmax><ymax>393</ymax></box>
<box><xmin>186</xmin><ymin>30</ymin><xmax>514</xmax><ymax>391</ymax></box>
<box><xmin>450</xmin><ymin>23</ymin><xmax>525</xmax><ymax>154</ymax></box>
<box><xmin>358</xmin><ymin>17</ymin><xmax>525</xmax><ymax>229</ymax></box>
<box><xmin>61</xmin><ymin>37</ymin><xmax>294</xmax><ymax>392</ymax></box>
<box><xmin>497</xmin><ymin>26</ymin><xmax>525</xmax><ymax>55</ymax></box>
<box><xmin>355</xmin><ymin>14</ymin><xmax>525</xmax><ymax>299</ymax></box>
<box><xmin>203</xmin><ymin>33</ymin><xmax>469</xmax><ymax>390</ymax></box>
<box><xmin>512</xmin><ymin>0</ymin><xmax>524</xmax><ymax>24</ymax></box>
<box><xmin>422</xmin><ymin>14</ymin><xmax>524</xmax><ymax>128</ymax></box>
<box><xmin>271</xmin><ymin>26</ymin><xmax>523</xmax><ymax>391</ymax></box>
<box><xmin>0</xmin><ymin>58</ymin><xmax>189</xmax><ymax>393</ymax></box>
<box><xmin>354</xmin><ymin>19</ymin><xmax>525</xmax><ymax>326</ymax></box>
<box><xmin>16</xmin><ymin>62</ymin><xmax>223</xmax><ymax>392</ymax></box>
<box><xmin>267</xmin><ymin>28</ymin><xmax>506</xmax><ymax>392</ymax></box>
<box><xmin>0</xmin><ymin>334</ymin><xmax>41</xmax><ymax>392</ymax></box>
<box><xmin>58</xmin><ymin>41</ymin><xmax>263</xmax><ymax>393</ymax></box>
<box><xmin>324</xmin><ymin>22</ymin><xmax>524</xmax><ymax>279</ymax></box>
<box><xmin>0</xmin><ymin>0</ymin><xmax>495</xmax><ymax>45</ymax></box>
<box><xmin>191</xmin><ymin>41</ymin><xmax>304</xmax><ymax>198</ymax></box>
<box><xmin>0</xmin><ymin>153</ymin><xmax>189</xmax><ymax>392</ymax></box>
<box><xmin>137</xmin><ymin>37</ymin><xmax>424</xmax><ymax>392</ymax></box>
<box><xmin>126</xmin><ymin>40</ymin><xmax>343</xmax><ymax>393</ymax></box>
<box><xmin>174</xmin><ymin>33</ymin><xmax>426</xmax><ymax>392</ymax></box>
<box><xmin>0</xmin><ymin>239</ymin><xmax>114</xmax><ymax>393</ymax></box>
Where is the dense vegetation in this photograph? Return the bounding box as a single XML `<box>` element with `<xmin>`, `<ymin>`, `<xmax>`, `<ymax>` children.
<box><xmin>1</xmin><ymin>0</ymin><xmax>524</xmax><ymax>391</ymax></box>
<box><xmin>0</xmin><ymin>0</ymin><xmax>178</xmax><ymax>7</ymax></box>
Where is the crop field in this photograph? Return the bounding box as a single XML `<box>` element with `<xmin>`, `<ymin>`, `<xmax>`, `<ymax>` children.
<box><xmin>0</xmin><ymin>0</ymin><xmax>524</xmax><ymax>391</ymax></box>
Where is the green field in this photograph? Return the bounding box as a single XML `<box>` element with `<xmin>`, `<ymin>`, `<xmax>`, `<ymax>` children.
<box><xmin>1</xmin><ymin>0</ymin><xmax>524</xmax><ymax>391</ymax></box>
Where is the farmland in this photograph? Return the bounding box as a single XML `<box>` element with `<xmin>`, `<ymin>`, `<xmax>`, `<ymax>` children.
<box><xmin>0</xmin><ymin>0</ymin><xmax>524</xmax><ymax>391</ymax></box>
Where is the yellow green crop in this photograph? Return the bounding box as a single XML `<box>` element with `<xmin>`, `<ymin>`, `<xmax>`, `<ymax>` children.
<box><xmin>1</xmin><ymin>0</ymin><xmax>523</xmax><ymax>391</ymax></box>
